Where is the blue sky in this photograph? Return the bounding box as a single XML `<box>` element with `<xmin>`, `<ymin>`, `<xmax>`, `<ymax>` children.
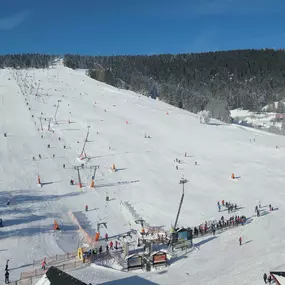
<box><xmin>0</xmin><ymin>0</ymin><xmax>285</xmax><ymax>55</ymax></box>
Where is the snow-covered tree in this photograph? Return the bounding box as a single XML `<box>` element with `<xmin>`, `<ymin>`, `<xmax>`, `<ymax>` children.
<box><xmin>198</xmin><ymin>110</ymin><xmax>211</xmax><ymax>124</ymax></box>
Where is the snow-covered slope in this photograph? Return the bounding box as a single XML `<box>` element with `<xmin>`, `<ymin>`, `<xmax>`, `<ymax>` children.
<box><xmin>1</xmin><ymin>62</ymin><xmax>285</xmax><ymax>284</ymax></box>
<box><xmin>231</xmin><ymin>108</ymin><xmax>283</xmax><ymax>131</ymax></box>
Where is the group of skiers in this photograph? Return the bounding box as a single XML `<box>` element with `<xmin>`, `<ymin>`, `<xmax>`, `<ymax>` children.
<box><xmin>83</xmin><ymin>238</ymin><xmax>121</xmax><ymax>262</ymax></box>
<box><xmin>192</xmin><ymin>214</ymin><xmax>247</xmax><ymax>238</ymax></box>
<box><xmin>217</xmin><ymin>200</ymin><xmax>238</xmax><ymax>213</ymax></box>
<box><xmin>263</xmin><ymin>273</ymin><xmax>272</xmax><ymax>284</ymax></box>
<box><xmin>255</xmin><ymin>203</ymin><xmax>274</xmax><ymax>217</ymax></box>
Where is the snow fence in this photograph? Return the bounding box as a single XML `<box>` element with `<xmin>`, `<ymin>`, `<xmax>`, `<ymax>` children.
<box><xmin>69</xmin><ymin>210</ymin><xmax>95</xmax><ymax>244</ymax></box>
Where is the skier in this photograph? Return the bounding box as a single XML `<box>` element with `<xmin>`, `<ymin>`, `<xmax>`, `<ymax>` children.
<box><xmin>4</xmin><ymin>270</ymin><xmax>9</xmax><ymax>284</ymax></box>
<box><xmin>4</xmin><ymin>133</ymin><xmax>7</xmax><ymax>137</ymax></box>
<box><xmin>63</xmin><ymin>164</ymin><xmax>65</xmax><ymax>169</ymax></box>
<box><xmin>6</xmin><ymin>200</ymin><xmax>10</xmax><ymax>206</ymax></box>
<box><xmin>211</xmin><ymin>223</ymin><xmax>216</xmax><ymax>236</ymax></box>
<box><xmin>269</xmin><ymin>204</ymin><xmax>272</xmax><ymax>211</ymax></box>
<box><xmin>47</xmin><ymin>144</ymin><xmax>50</xmax><ymax>148</ymax></box>
<box><xmin>257</xmin><ymin>209</ymin><xmax>260</xmax><ymax>217</ymax></box>
<box><xmin>105</xmin><ymin>233</ymin><xmax>108</xmax><ymax>241</ymax></box>
<box><xmin>218</xmin><ymin>204</ymin><xmax>221</xmax><ymax>212</ymax></box>
<box><xmin>106</xmin><ymin>245</ymin><xmax>109</xmax><ymax>252</ymax></box>
<box><xmin>109</xmin><ymin>241</ymin><xmax>113</xmax><ymax>250</ymax></box>
<box><xmin>70</xmin><ymin>179</ymin><xmax>74</xmax><ymax>185</ymax></box>
<box><xmin>41</xmin><ymin>260</ymin><xmax>46</xmax><ymax>270</ymax></box>
<box><xmin>263</xmin><ymin>273</ymin><xmax>267</xmax><ymax>283</ymax></box>
<box><xmin>52</xmin><ymin>154</ymin><xmax>55</xmax><ymax>158</ymax></box>
<box><xmin>38</xmin><ymin>154</ymin><xmax>41</xmax><ymax>159</ymax></box>
<box><xmin>176</xmin><ymin>165</ymin><xmax>178</xmax><ymax>170</ymax></box>
<box><xmin>115</xmin><ymin>240</ymin><xmax>118</xmax><ymax>250</ymax></box>
<box><xmin>268</xmin><ymin>274</ymin><xmax>272</xmax><ymax>284</ymax></box>
<box><xmin>222</xmin><ymin>200</ymin><xmax>225</xmax><ymax>206</ymax></box>
<box><xmin>32</xmin><ymin>157</ymin><xmax>35</xmax><ymax>160</ymax></box>
<box><xmin>239</xmin><ymin>237</ymin><xmax>242</xmax><ymax>246</ymax></box>
<box><xmin>255</xmin><ymin>205</ymin><xmax>258</xmax><ymax>212</ymax></box>
<box><xmin>85</xmin><ymin>205</ymin><xmax>88</xmax><ymax>212</ymax></box>
<box><xmin>99</xmin><ymin>246</ymin><xmax>103</xmax><ymax>254</ymax></box>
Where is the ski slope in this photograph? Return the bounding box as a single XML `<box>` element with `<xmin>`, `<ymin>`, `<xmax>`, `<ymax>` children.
<box><xmin>1</xmin><ymin>61</ymin><xmax>285</xmax><ymax>284</ymax></box>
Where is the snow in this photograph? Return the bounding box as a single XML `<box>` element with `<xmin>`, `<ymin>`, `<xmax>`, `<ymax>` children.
<box><xmin>231</xmin><ymin>108</ymin><xmax>282</xmax><ymax>130</ymax></box>
<box><xmin>1</xmin><ymin>61</ymin><xmax>285</xmax><ymax>284</ymax></box>
<box><xmin>35</xmin><ymin>274</ymin><xmax>50</xmax><ymax>285</ymax></box>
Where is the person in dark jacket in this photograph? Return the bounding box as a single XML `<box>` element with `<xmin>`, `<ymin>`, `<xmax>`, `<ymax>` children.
<box><xmin>263</xmin><ymin>273</ymin><xmax>267</xmax><ymax>283</ymax></box>
<box><xmin>5</xmin><ymin>270</ymin><xmax>9</xmax><ymax>284</ymax></box>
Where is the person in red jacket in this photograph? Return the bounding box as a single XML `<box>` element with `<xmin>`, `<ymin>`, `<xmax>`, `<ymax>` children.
<box><xmin>41</xmin><ymin>260</ymin><xmax>47</xmax><ymax>270</ymax></box>
<box><xmin>239</xmin><ymin>237</ymin><xmax>242</xmax><ymax>246</ymax></box>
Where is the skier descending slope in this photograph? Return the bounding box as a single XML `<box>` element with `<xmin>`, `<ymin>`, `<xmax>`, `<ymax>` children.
<box><xmin>239</xmin><ymin>237</ymin><xmax>242</xmax><ymax>246</ymax></box>
<box><xmin>4</xmin><ymin>270</ymin><xmax>9</xmax><ymax>284</ymax></box>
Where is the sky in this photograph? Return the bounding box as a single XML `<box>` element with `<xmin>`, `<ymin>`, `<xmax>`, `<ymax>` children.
<box><xmin>0</xmin><ymin>0</ymin><xmax>285</xmax><ymax>55</ymax></box>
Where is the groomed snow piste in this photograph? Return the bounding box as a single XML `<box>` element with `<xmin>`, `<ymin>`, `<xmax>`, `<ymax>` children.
<box><xmin>1</xmin><ymin>61</ymin><xmax>285</xmax><ymax>284</ymax></box>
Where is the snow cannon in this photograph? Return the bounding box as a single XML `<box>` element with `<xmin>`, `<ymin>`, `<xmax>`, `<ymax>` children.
<box><xmin>231</xmin><ymin>173</ymin><xmax>235</xmax><ymax>179</ymax></box>
<box><xmin>90</xmin><ymin>179</ymin><xmax>95</xmax><ymax>188</ymax></box>
<box><xmin>110</xmin><ymin>164</ymin><xmax>116</xmax><ymax>172</ymax></box>
<box><xmin>79</xmin><ymin>152</ymin><xmax>86</xmax><ymax>160</ymax></box>
<box><xmin>53</xmin><ymin>220</ymin><xmax>60</xmax><ymax>231</ymax></box>
<box><xmin>37</xmin><ymin>175</ymin><xmax>42</xmax><ymax>187</ymax></box>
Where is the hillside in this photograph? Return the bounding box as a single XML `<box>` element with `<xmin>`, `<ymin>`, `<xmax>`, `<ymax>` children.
<box><xmin>1</xmin><ymin>61</ymin><xmax>285</xmax><ymax>284</ymax></box>
<box><xmin>64</xmin><ymin>50</ymin><xmax>285</xmax><ymax>124</ymax></box>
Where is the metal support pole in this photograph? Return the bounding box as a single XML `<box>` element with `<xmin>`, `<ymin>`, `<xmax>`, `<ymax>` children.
<box><xmin>39</xmin><ymin>117</ymin><xmax>43</xmax><ymax>131</ymax></box>
<box><xmin>80</xmin><ymin>126</ymin><xmax>90</xmax><ymax>157</ymax></box>
<box><xmin>48</xmin><ymin>118</ymin><xmax>51</xmax><ymax>131</ymax></box>
<box><xmin>90</xmin><ymin>165</ymin><xmax>99</xmax><ymax>180</ymax></box>
<box><xmin>74</xmin><ymin>166</ymin><xmax>83</xmax><ymax>188</ymax></box>
<box><xmin>169</xmin><ymin>177</ymin><xmax>188</xmax><ymax>251</ymax></box>
<box><xmin>36</xmin><ymin>82</ymin><xmax>40</xmax><ymax>97</ymax></box>
<box><xmin>53</xmin><ymin>100</ymin><xmax>61</xmax><ymax>124</ymax></box>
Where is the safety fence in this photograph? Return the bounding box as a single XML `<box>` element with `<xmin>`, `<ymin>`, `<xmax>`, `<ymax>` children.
<box><xmin>9</xmin><ymin>260</ymin><xmax>86</xmax><ymax>285</ymax></box>
<box><xmin>69</xmin><ymin>210</ymin><xmax>94</xmax><ymax>244</ymax></box>
<box><xmin>32</xmin><ymin>251</ymin><xmax>77</xmax><ymax>267</ymax></box>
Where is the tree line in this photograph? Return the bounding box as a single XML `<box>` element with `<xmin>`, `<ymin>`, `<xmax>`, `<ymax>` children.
<box><xmin>0</xmin><ymin>54</ymin><xmax>57</xmax><ymax>69</ymax></box>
